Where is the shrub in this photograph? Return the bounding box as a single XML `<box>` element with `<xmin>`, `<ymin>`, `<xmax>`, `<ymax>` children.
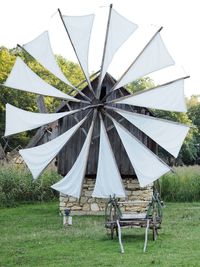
<box><xmin>0</xmin><ymin>163</ymin><xmax>62</xmax><ymax>207</ymax></box>
<box><xmin>159</xmin><ymin>165</ymin><xmax>200</xmax><ymax>202</ymax></box>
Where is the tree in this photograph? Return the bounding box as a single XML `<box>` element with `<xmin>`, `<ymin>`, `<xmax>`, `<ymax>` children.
<box><xmin>126</xmin><ymin>77</ymin><xmax>155</xmax><ymax>93</ymax></box>
<box><xmin>187</xmin><ymin>99</ymin><xmax>200</xmax><ymax>163</ymax></box>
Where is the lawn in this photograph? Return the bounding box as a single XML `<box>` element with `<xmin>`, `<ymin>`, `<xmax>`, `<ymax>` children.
<box><xmin>0</xmin><ymin>202</ymin><xmax>200</xmax><ymax>267</ymax></box>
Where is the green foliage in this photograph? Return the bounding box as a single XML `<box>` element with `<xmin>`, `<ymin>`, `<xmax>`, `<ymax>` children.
<box><xmin>126</xmin><ymin>77</ymin><xmax>155</xmax><ymax>93</ymax></box>
<box><xmin>0</xmin><ymin>202</ymin><xmax>200</xmax><ymax>266</ymax></box>
<box><xmin>187</xmin><ymin>100</ymin><xmax>200</xmax><ymax>161</ymax></box>
<box><xmin>159</xmin><ymin>166</ymin><xmax>200</xmax><ymax>201</ymax></box>
<box><xmin>0</xmin><ymin>164</ymin><xmax>61</xmax><ymax>207</ymax></box>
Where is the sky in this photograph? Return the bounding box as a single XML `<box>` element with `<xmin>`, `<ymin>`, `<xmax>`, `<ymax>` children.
<box><xmin>0</xmin><ymin>0</ymin><xmax>199</xmax><ymax>97</ymax></box>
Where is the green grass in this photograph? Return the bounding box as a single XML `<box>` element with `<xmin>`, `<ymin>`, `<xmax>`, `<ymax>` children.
<box><xmin>160</xmin><ymin>165</ymin><xmax>200</xmax><ymax>201</ymax></box>
<box><xmin>0</xmin><ymin>202</ymin><xmax>200</xmax><ymax>267</ymax></box>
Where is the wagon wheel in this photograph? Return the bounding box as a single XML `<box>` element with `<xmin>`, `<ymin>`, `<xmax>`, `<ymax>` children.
<box><xmin>105</xmin><ymin>197</ymin><xmax>121</xmax><ymax>239</ymax></box>
<box><xmin>147</xmin><ymin>190</ymin><xmax>163</xmax><ymax>241</ymax></box>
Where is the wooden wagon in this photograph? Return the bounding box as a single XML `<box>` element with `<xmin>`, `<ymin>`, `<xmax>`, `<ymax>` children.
<box><xmin>105</xmin><ymin>190</ymin><xmax>163</xmax><ymax>253</ymax></box>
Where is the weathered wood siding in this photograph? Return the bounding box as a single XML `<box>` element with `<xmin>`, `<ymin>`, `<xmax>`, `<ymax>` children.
<box><xmin>57</xmin><ymin>74</ymin><xmax>156</xmax><ymax>177</ymax></box>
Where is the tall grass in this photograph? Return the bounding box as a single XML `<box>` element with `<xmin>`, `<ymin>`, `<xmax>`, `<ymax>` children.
<box><xmin>159</xmin><ymin>165</ymin><xmax>200</xmax><ymax>201</ymax></box>
<box><xmin>1</xmin><ymin>164</ymin><xmax>200</xmax><ymax>206</ymax></box>
<box><xmin>0</xmin><ymin>163</ymin><xmax>61</xmax><ymax>207</ymax></box>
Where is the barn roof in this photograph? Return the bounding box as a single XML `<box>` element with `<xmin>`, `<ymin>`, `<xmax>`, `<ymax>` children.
<box><xmin>56</xmin><ymin>72</ymin><xmax>130</xmax><ymax>112</ymax></box>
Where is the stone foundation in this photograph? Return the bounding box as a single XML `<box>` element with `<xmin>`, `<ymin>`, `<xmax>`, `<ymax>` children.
<box><xmin>59</xmin><ymin>178</ymin><xmax>153</xmax><ymax>215</ymax></box>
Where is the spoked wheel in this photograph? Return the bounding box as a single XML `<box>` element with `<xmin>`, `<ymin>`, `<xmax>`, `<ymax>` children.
<box><xmin>105</xmin><ymin>199</ymin><xmax>118</xmax><ymax>239</ymax></box>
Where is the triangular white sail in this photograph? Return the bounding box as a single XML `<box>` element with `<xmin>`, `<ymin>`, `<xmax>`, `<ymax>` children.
<box><xmin>114</xmin><ymin>33</ymin><xmax>175</xmax><ymax>90</ymax></box>
<box><xmin>62</xmin><ymin>14</ymin><xmax>94</xmax><ymax>86</ymax></box>
<box><xmin>4</xmin><ymin>103</ymin><xmax>79</xmax><ymax>136</ymax></box>
<box><xmin>92</xmin><ymin>118</ymin><xmax>125</xmax><ymax>198</ymax></box>
<box><xmin>115</xmin><ymin>109</ymin><xmax>190</xmax><ymax>158</ymax></box>
<box><xmin>98</xmin><ymin>8</ymin><xmax>137</xmax><ymax>88</ymax></box>
<box><xmin>112</xmin><ymin>119</ymin><xmax>171</xmax><ymax>187</ymax></box>
<box><xmin>115</xmin><ymin>79</ymin><xmax>187</xmax><ymax>112</ymax></box>
<box><xmin>23</xmin><ymin>31</ymin><xmax>73</xmax><ymax>86</ymax></box>
<box><xmin>4</xmin><ymin>57</ymin><xmax>79</xmax><ymax>102</ymax></box>
<box><xmin>19</xmin><ymin>117</ymin><xmax>87</xmax><ymax>179</ymax></box>
<box><xmin>51</xmin><ymin>121</ymin><xmax>94</xmax><ymax>198</ymax></box>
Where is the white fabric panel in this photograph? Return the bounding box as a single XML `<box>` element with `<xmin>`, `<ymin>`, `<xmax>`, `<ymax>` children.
<box><xmin>115</xmin><ymin>33</ymin><xmax>175</xmax><ymax>89</ymax></box>
<box><xmin>23</xmin><ymin>31</ymin><xmax>72</xmax><ymax>85</ymax></box>
<box><xmin>115</xmin><ymin>79</ymin><xmax>187</xmax><ymax>112</ymax></box>
<box><xmin>113</xmin><ymin>120</ymin><xmax>171</xmax><ymax>187</ymax></box>
<box><xmin>19</xmin><ymin>117</ymin><xmax>86</xmax><ymax>179</ymax></box>
<box><xmin>51</xmin><ymin>121</ymin><xmax>94</xmax><ymax>198</ymax></box>
<box><xmin>116</xmin><ymin>109</ymin><xmax>190</xmax><ymax>158</ymax></box>
<box><xmin>99</xmin><ymin>8</ymin><xmax>137</xmax><ymax>86</ymax></box>
<box><xmin>62</xmin><ymin>14</ymin><xmax>94</xmax><ymax>83</ymax></box>
<box><xmin>4</xmin><ymin>103</ymin><xmax>78</xmax><ymax>136</ymax></box>
<box><xmin>4</xmin><ymin>57</ymin><xmax>79</xmax><ymax>102</ymax></box>
<box><xmin>92</xmin><ymin>119</ymin><xmax>125</xmax><ymax>198</ymax></box>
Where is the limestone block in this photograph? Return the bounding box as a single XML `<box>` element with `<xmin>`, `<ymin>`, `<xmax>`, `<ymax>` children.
<box><xmin>80</xmin><ymin>197</ymin><xmax>88</xmax><ymax>204</ymax></box>
<box><xmin>84</xmin><ymin>191</ymin><xmax>92</xmax><ymax>197</ymax></box>
<box><xmin>82</xmin><ymin>204</ymin><xmax>90</xmax><ymax>211</ymax></box>
<box><xmin>72</xmin><ymin>206</ymin><xmax>82</xmax><ymax>211</ymax></box>
<box><xmin>91</xmin><ymin>203</ymin><xmax>99</xmax><ymax>212</ymax></box>
<box><xmin>69</xmin><ymin>197</ymin><xmax>77</xmax><ymax>202</ymax></box>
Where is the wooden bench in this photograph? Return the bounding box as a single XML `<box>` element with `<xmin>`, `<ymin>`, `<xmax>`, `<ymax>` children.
<box><xmin>105</xmin><ymin>191</ymin><xmax>163</xmax><ymax>253</ymax></box>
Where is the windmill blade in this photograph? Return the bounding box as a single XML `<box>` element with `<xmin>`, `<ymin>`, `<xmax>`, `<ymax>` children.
<box><xmin>4</xmin><ymin>57</ymin><xmax>80</xmax><ymax>102</ymax></box>
<box><xmin>113</xmin><ymin>78</ymin><xmax>187</xmax><ymax>112</ymax></box>
<box><xmin>92</xmin><ymin>114</ymin><xmax>125</xmax><ymax>198</ymax></box>
<box><xmin>113</xmin><ymin>108</ymin><xmax>190</xmax><ymax>158</ymax></box>
<box><xmin>51</xmin><ymin>116</ymin><xmax>95</xmax><ymax>198</ymax></box>
<box><xmin>113</xmin><ymin>30</ymin><xmax>175</xmax><ymax>90</ymax></box>
<box><xmin>19</xmin><ymin>116</ymin><xmax>88</xmax><ymax>179</ymax></box>
<box><xmin>58</xmin><ymin>9</ymin><xmax>94</xmax><ymax>93</ymax></box>
<box><xmin>96</xmin><ymin>5</ymin><xmax>138</xmax><ymax>96</ymax></box>
<box><xmin>109</xmin><ymin>115</ymin><xmax>171</xmax><ymax>187</ymax></box>
<box><xmin>23</xmin><ymin>31</ymin><xmax>73</xmax><ymax>86</ymax></box>
<box><xmin>4</xmin><ymin>103</ymin><xmax>80</xmax><ymax>137</ymax></box>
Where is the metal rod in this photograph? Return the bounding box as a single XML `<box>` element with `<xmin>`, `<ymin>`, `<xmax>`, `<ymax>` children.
<box><xmin>17</xmin><ymin>44</ymin><xmax>92</xmax><ymax>103</ymax></box>
<box><xmin>105</xmin><ymin>105</ymin><xmax>192</xmax><ymax>128</ymax></box>
<box><xmin>102</xmin><ymin>26</ymin><xmax>163</xmax><ymax>102</ymax></box>
<box><xmin>106</xmin><ymin>75</ymin><xmax>190</xmax><ymax>104</ymax></box>
<box><xmin>96</xmin><ymin>4</ymin><xmax>113</xmax><ymax>99</ymax></box>
<box><xmin>58</xmin><ymin>9</ymin><xmax>97</xmax><ymax>99</ymax></box>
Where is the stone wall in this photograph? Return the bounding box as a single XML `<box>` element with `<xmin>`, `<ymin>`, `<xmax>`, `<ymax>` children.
<box><xmin>59</xmin><ymin>178</ymin><xmax>153</xmax><ymax>215</ymax></box>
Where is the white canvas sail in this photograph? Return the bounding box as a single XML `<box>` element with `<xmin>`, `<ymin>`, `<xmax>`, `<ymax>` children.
<box><xmin>112</xmin><ymin>119</ymin><xmax>171</xmax><ymax>187</ymax></box>
<box><xmin>62</xmin><ymin>14</ymin><xmax>94</xmax><ymax>86</ymax></box>
<box><xmin>98</xmin><ymin>8</ymin><xmax>137</xmax><ymax>88</ymax></box>
<box><xmin>92</xmin><ymin>118</ymin><xmax>125</xmax><ymax>198</ymax></box>
<box><xmin>23</xmin><ymin>31</ymin><xmax>73</xmax><ymax>86</ymax></box>
<box><xmin>4</xmin><ymin>103</ymin><xmax>79</xmax><ymax>136</ymax></box>
<box><xmin>115</xmin><ymin>79</ymin><xmax>187</xmax><ymax>112</ymax></box>
<box><xmin>19</xmin><ymin>117</ymin><xmax>87</xmax><ymax>179</ymax></box>
<box><xmin>114</xmin><ymin>33</ymin><xmax>175</xmax><ymax>90</ymax></box>
<box><xmin>51</xmin><ymin>121</ymin><xmax>94</xmax><ymax>198</ymax></box>
<box><xmin>115</xmin><ymin>109</ymin><xmax>190</xmax><ymax>158</ymax></box>
<box><xmin>4</xmin><ymin>57</ymin><xmax>79</xmax><ymax>102</ymax></box>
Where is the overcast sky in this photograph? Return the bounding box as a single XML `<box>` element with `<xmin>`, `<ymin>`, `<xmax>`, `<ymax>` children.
<box><xmin>1</xmin><ymin>0</ymin><xmax>199</xmax><ymax>97</ymax></box>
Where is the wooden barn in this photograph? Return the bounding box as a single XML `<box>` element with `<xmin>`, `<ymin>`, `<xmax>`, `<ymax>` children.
<box><xmin>57</xmin><ymin>73</ymin><xmax>156</xmax><ymax>213</ymax></box>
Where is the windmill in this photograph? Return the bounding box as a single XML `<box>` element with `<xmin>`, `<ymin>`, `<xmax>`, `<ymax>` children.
<box><xmin>3</xmin><ymin>5</ymin><xmax>190</xmax><ymax>200</ymax></box>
